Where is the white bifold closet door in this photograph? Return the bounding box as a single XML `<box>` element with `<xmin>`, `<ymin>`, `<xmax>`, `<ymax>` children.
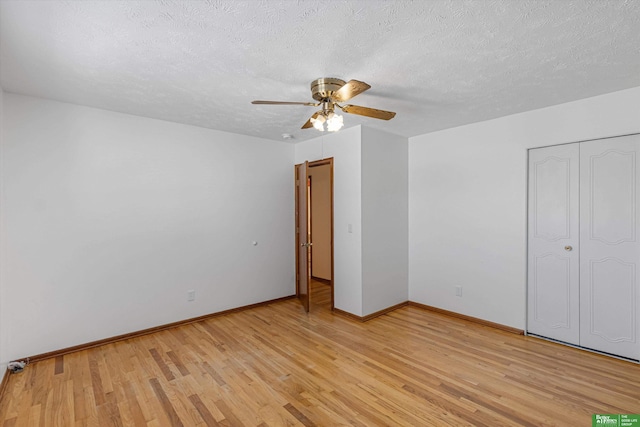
<box><xmin>579</xmin><ymin>136</ymin><xmax>640</xmax><ymax>360</ymax></box>
<box><xmin>528</xmin><ymin>143</ymin><xmax>581</xmax><ymax>345</ymax></box>
<box><xmin>528</xmin><ymin>134</ymin><xmax>640</xmax><ymax>361</ymax></box>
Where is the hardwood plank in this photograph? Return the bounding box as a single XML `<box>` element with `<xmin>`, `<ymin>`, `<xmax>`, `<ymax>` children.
<box><xmin>148</xmin><ymin>378</ymin><xmax>183</xmax><ymax>427</ymax></box>
<box><xmin>96</xmin><ymin>397</ymin><xmax>123</xmax><ymax>427</ymax></box>
<box><xmin>148</xmin><ymin>349</ymin><xmax>175</xmax><ymax>382</ymax></box>
<box><xmin>188</xmin><ymin>394</ymin><xmax>220</xmax><ymax>427</ymax></box>
<box><xmin>201</xmin><ymin>362</ymin><xmax>226</xmax><ymax>387</ymax></box>
<box><xmin>54</xmin><ymin>356</ymin><xmax>64</xmax><ymax>375</ymax></box>
<box><xmin>27</xmin><ymin>404</ymin><xmax>40</xmax><ymax>427</ymax></box>
<box><xmin>121</xmin><ymin>381</ymin><xmax>148</xmax><ymax>426</ymax></box>
<box><xmin>212</xmin><ymin>399</ymin><xmax>246</xmax><ymax>427</ymax></box>
<box><xmin>88</xmin><ymin>356</ymin><xmax>105</xmax><ymax>407</ymax></box>
<box><xmin>283</xmin><ymin>402</ymin><xmax>316</xmax><ymax>427</ymax></box>
<box><xmin>166</xmin><ymin>351</ymin><xmax>190</xmax><ymax>377</ymax></box>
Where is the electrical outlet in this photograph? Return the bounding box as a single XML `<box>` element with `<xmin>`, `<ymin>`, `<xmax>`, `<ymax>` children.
<box><xmin>455</xmin><ymin>286</ymin><xmax>463</xmax><ymax>297</ymax></box>
<box><xmin>187</xmin><ymin>290</ymin><xmax>196</xmax><ymax>301</ymax></box>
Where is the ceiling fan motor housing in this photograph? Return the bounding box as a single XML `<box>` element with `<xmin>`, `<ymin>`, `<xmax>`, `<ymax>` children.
<box><xmin>311</xmin><ymin>78</ymin><xmax>346</xmax><ymax>102</ymax></box>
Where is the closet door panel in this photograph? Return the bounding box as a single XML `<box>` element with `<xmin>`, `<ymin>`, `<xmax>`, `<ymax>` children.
<box><xmin>580</xmin><ymin>134</ymin><xmax>640</xmax><ymax>360</ymax></box>
<box><xmin>527</xmin><ymin>143</ymin><xmax>580</xmax><ymax>344</ymax></box>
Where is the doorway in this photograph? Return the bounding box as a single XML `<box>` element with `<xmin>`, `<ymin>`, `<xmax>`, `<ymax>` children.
<box><xmin>295</xmin><ymin>158</ymin><xmax>334</xmax><ymax>312</ymax></box>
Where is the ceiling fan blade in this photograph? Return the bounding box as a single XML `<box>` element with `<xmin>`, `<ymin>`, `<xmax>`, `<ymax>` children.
<box><xmin>302</xmin><ymin>112</ymin><xmax>320</xmax><ymax>129</ymax></box>
<box><xmin>252</xmin><ymin>100</ymin><xmax>319</xmax><ymax>106</ymax></box>
<box><xmin>332</xmin><ymin>80</ymin><xmax>371</xmax><ymax>102</ymax></box>
<box><xmin>339</xmin><ymin>104</ymin><xmax>396</xmax><ymax>120</ymax></box>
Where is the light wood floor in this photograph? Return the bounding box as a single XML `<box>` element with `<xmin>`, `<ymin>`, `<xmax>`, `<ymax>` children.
<box><xmin>1</xmin><ymin>281</ymin><xmax>639</xmax><ymax>426</ymax></box>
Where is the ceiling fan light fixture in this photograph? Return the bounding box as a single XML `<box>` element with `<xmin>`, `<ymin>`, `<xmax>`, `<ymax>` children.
<box><xmin>310</xmin><ymin>114</ymin><xmax>326</xmax><ymax>131</ymax></box>
<box><xmin>326</xmin><ymin>113</ymin><xmax>344</xmax><ymax>132</ymax></box>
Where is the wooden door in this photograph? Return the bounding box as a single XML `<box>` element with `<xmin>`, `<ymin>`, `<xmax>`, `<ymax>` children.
<box><xmin>296</xmin><ymin>162</ymin><xmax>310</xmax><ymax>312</ymax></box>
<box><xmin>527</xmin><ymin>143</ymin><xmax>580</xmax><ymax>345</ymax></box>
<box><xmin>579</xmin><ymin>134</ymin><xmax>640</xmax><ymax>360</ymax></box>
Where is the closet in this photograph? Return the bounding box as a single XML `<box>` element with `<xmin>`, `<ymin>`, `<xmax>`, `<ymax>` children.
<box><xmin>527</xmin><ymin>134</ymin><xmax>639</xmax><ymax>361</ymax></box>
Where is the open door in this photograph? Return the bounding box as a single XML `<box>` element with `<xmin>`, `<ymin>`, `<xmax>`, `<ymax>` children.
<box><xmin>295</xmin><ymin>161</ymin><xmax>310</xmax><ymax>312</ymax></box>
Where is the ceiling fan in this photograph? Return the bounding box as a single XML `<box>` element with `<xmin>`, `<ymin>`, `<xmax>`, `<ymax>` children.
<box><xmin>252</xmin><ymin>78</ymin><xmax>396</xmax><ymax>132</ymax></box>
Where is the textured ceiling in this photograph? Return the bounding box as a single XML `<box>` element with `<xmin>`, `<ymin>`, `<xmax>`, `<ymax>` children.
<box><xmin>1</xmin><ymin>0</ymin><xmax>639</xmax><ymax>143</ymax></box>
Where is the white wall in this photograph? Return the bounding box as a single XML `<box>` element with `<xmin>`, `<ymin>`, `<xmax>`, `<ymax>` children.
<box><xmin>294</xmin><ymin>127</ymin><xmax>363</xmax><ymax>316</ymax></box>
<box><xmin>409</xmin><ymin>86</ymin><xmax>640</xmax><ymax>329</ymax></box>
<box><xmin>361</xmin><ymin>127</ymin><xmax>408</xmax><ymax>316</ymax></box>
<box><xmin>0</xmin><ymin>87</ymin><xmax>4</xmax><ymax>374</ymax></box>
<box><xmin>295</xmin><ymin>125</ymin><xmax>409</xmax><ymax>317</ymax></box>
<box><xmin>0</xmin><ymin>93</ymin><xmax>295</xmax><ymax>363</ymax></box>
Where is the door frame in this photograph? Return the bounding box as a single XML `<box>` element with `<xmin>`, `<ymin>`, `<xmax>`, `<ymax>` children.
<box><xmin>295</xmin><ymin>158</ymin><xmax>335</xmax><ymax>310</ymax></box>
